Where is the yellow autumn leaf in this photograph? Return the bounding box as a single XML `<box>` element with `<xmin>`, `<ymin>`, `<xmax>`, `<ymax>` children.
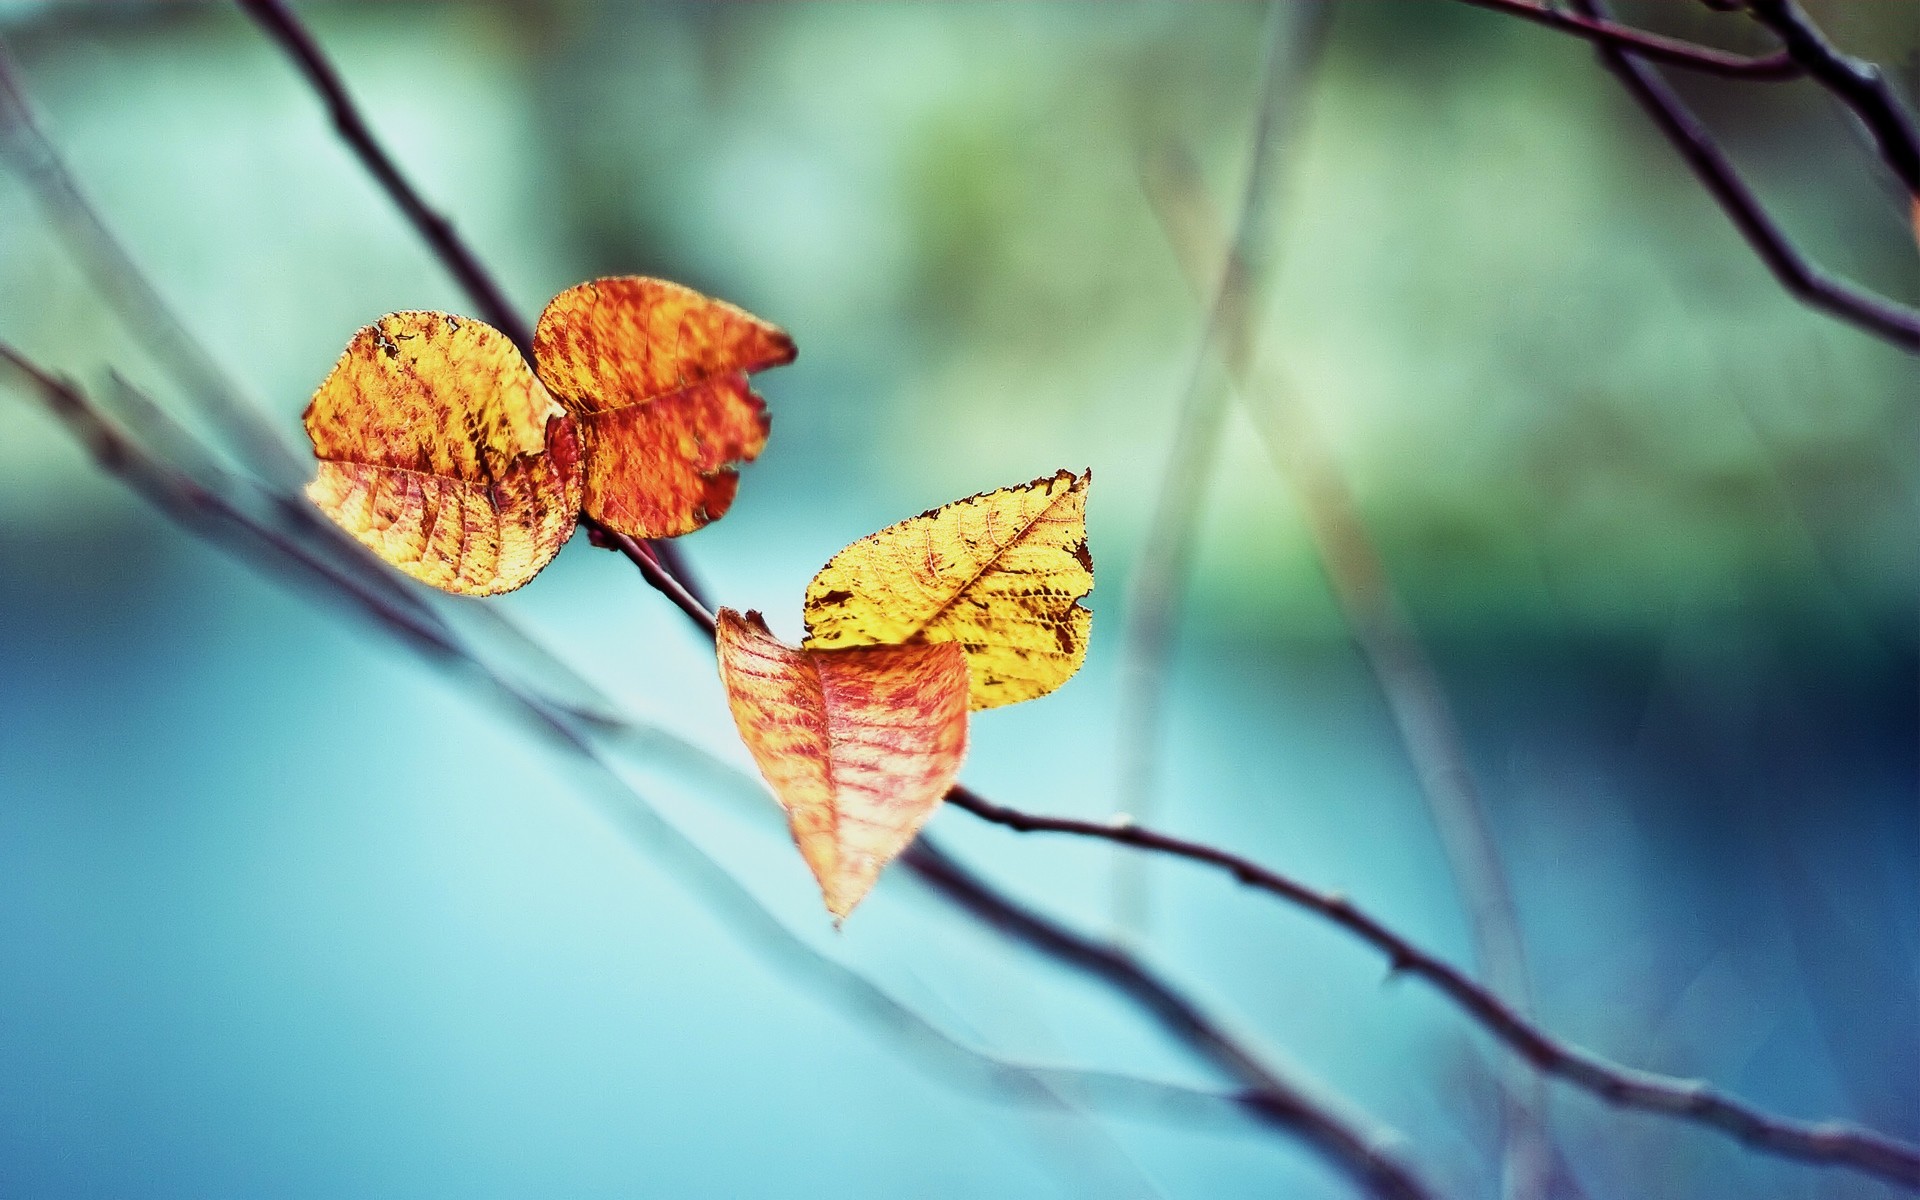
<box><xmin>716</xmin><ymin>608</ymin><xmax>970</xmax><ymax>920</ymax></box>
<box><xmin>303</xmin><ymin>311</ymin><xmax>583</xmax><ymax>596</ymax></box>
<box><xmin>802</xmin><ymin>470</ymin><xmax>1093</xmax><ymax>710</ymax></box>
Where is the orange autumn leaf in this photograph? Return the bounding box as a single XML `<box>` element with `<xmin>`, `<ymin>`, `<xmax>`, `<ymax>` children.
<box><xmin>716</xmin><ymin>608</ymin><xmax>970</xmax><ymax>920</ymax></box>
<box><xmin>802</xmin><ymin>470</ymin><xmax>1094</xmax><ymax>710</ymax></box>
<box><xmin>533</xmin><ymin>277</ymin><xmax>796</xmax><ymax>539</ymax></box>
<box><xmin>304</xmin><ymin>311</ymin><xmax>583</xmax><ymax>596</ymax></box>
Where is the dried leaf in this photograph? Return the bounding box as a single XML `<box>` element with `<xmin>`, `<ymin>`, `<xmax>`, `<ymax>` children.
<box><xmin>716</xmin><ymin>608</ymin><xmax>970</xmax><ymax>920</ymax></box>
<box><xmin>803</xmin><ymin>470</ymin><xmax>1093</xmax><ymax>710</ymax></box>
<box><xmin>533</xmin><ymin>276</ymin><xmax>795</xmax><ymax>538</ymax></box>
<box><xmin>304</xmin><ymin>312</ymin><xmax>583</xmax><ymax>595</ymax></box>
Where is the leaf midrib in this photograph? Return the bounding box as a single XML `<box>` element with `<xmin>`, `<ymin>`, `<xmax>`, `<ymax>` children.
<box><xmin>900</xmin><ymin>480</ymin><xmax>1077</xmax><ymax>641</ymax></box>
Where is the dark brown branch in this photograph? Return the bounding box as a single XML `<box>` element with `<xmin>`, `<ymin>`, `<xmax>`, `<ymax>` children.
<box><xmin>1576</xmin><ymin>0</ymin><xmax>1920</xmax><ymax>352</ymax></box>
<box><xmin>1454</xmin><ymin>0</ymin><xmax>1799</xmax><ymax>79</ymax></box>
<box><xmin>941</xmin><ymin>784</ymin><xmax>1920</xmax><ymax>1190</ymax></box>
<box><xmin>1745</xmin><ymin>0</ymin><xmax>1920</xmax><ymax>194</ymax></box>
<box><xmin>217</xmin><ymin>13</ymin><xmax>1445</xmax><ymax>1189</ymax></box>
<box><xmin>594</xmin><ymin>525</ymin><xmax>719</xmax><ymax>637</ymax></box>
<box><xmin>234</xmin><ymin>0</ymin><xmax>533</xmax><ymax>354</ymax></box>
<box><xmin>232</xmin><ymin>0</ymin><xmax>706</xmax><ymax>601</ymax></box>
<box><xmin>904</xmin><ymin>839</ymin><xmax>1430</xmax><ymax>1200</ymax></box>
<box><xmin>583</xmin><ymin>470</ymin><xmax>1920</xmax><ymax>1191</ymax></box>
<box><xmin>1460</xmin><ymin>0</ymin><xmax>1920</xmax><ymax>351</ymax></box>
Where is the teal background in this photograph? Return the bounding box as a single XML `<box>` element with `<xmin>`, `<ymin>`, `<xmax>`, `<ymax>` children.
<box><xmin>2</xmin><ymin>2</ymin><xmax>1917</xmax><ymax>1197</ymax></box>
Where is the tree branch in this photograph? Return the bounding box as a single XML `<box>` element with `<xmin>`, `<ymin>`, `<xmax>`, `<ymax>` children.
<box><xmin>1455</xmin><ymin>0</ymin><xmax>1920</xmax><ymax>351</ymax></box>
<box><xmin>1745</xmin><ymin>0</ymin><xmax>1920</xmax><ymax>194</ymax></box>
<box><xmin>231</xmin><ymin>0</ymin><xmax>705</xmax><ymax>599</ymax></box>
<box><xmin>31</xmin><ymin>13</ymin><xmax>1439</xmax><ymax>1192</ymax></box>
<box><xmin>902</xmin><ymin>840</ymin><xmax>1429</xmax><ymax>1200</ymax></box>
<box><xmin>0</xmin><ymin>344</ymin><xmax>1432</xmax><ymax>1200</ymax></box>
<box><xmin>233</xmin><ymin>0</ymin><xmax>533</xmax><ymax>354</ymax></box>
<box><xmin>203</xmin><ymin>1</ymin><xmax>1920</xmax><ymax>1190</ymax></box>
<box><xmin>1567</xmin><ymin>0</ymin><xmax>1920</xmax><ymax>351</ymax></box>
<box><xmin>1453</xmin><ymin>0</ymin><xmax>1799</xmax><ymax>79</ymax></box>
<box><xmin>941</xmin><ymin>784</ymin><xmax>1920</xmax><ymax>1190</ymax></box>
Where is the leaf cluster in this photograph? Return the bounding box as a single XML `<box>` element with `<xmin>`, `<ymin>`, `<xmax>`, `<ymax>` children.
<box><xmin>303</xmin><ymin>279</ymin><xmax>1093</xmax><ymax>916</ymax></box>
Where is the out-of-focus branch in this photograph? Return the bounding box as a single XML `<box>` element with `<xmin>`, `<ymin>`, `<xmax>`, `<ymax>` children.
<box><xmin>1135</xmin><ymin>126</ymin><xmax>1558</xmax><ymax>1196</ymax></box>
<box><xmin>0</xmin><ymin>39</ymin><xmax>304</xmax><ymax>487</ymax></box>
<box><xmin>1112</xmin><ymin>0</ymin><xmax>1329</xmax><ymax>938</ymax></box>
<box><xmin>0</xmin><ymin>36</ymin><xmax>625</xmax><ymax>734</ymax></box>
<box><xmin>1453</xmin><ymin>0</ymin><xmax>1798</xmax><ymax>79</ymax></box>
<box><xmin>0</xmin><ymin>345</ymin><xmax>1434</xmax><ymax>1200</ymax></box>
<box><xmin>0</xmin><ymin>345</ymin><xmax>460</xmax><ymax>661</ymax></box>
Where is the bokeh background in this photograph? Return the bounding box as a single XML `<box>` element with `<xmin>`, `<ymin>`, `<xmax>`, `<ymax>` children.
<box><xmin>2</xmin><ymin>1</ymin><xmax>1916</xmax><ymax>1197</ymax></box>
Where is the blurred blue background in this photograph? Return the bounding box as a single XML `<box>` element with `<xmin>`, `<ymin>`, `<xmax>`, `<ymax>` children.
<box><xmin>1</xmin><ymin>1</ymin><xmax>1916</xmax><ymax>1197</ymax></box>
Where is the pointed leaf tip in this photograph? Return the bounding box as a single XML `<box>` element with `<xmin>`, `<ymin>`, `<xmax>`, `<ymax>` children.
<box><xmin>801</xmin><ymin>470</ymin><xmax>1094</xmax><ymax>709</ymax></box>
<box><xmin>716</xmin><ymin>608</ymin><xmax>970</xmax><ymax>920</ymax></box>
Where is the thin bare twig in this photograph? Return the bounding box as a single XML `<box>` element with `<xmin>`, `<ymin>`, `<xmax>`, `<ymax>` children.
<box><xmin>232</xmin><ymin>0</ymin><xmax>531</xmax><ymax>353</ymax></box>
<box><xmin>1454</xmin><ymin>0</ymin><xmax>1798</xmax><ymax>79</ymax></box>
<box><xmin>1744</xmin><ymin>0</ymin><xmax>1920</xmax><ymax>194</ymax></box>
<box><xmin>1598</xmin><ymin>25</ymin><xmax>1920</xmax><ymax>350</ymax></box>
<box><xmin>0</xmin><ymin>346</ymin><xmax>1434</xmax><ymax>1200</ymax></box>
<box><xmin>1523</xmin><ymin>0</ymin><xmax>1920</xmax><ymax>352</ymax></box>
<box><xmin>1452</xmin><ymin>0</ymin><xmax>1920</xmax><ymax>351</ymax></box>
<box><xmin>941</xmin><ymin>784</ymin><xmax>1920</xmax><ymax>1190</ymax></box>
